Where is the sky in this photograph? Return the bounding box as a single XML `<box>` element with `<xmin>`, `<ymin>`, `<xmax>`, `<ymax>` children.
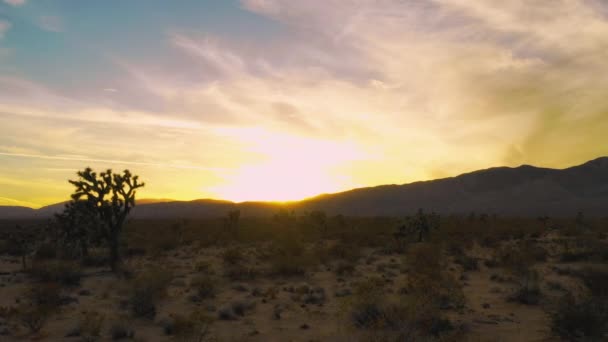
<box><xmin>1</xmin><ymin>0</ymin><xmax>608</xmax><ymax>207</ymax></box>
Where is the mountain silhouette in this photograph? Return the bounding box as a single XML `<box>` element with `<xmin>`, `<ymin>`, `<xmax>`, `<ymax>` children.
<box><xmin>2</xmin><ymin>157</ymin><xmax>607</xmax><ymax>219</ymax></box>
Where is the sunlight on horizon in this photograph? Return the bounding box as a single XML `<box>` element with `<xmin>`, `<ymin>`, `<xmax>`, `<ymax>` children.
<box><xmin>208</xmin><ymin>127</ymin><xmax>366</xmax><ymax>202</ymax></box>
<box><xmin>1</xmin><ymin>0</ymin><xmax>608</xmax><ymax>207</ymax></box>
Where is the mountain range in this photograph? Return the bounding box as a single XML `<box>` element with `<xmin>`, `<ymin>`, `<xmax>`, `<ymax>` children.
<box><xmin>2</xmin><ymin>157</ymin><xmax>607</xmax><ymax>219</ymax></box>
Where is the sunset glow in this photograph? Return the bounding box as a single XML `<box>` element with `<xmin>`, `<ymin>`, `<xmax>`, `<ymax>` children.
<box><xmin>1</xmin><ymin>0</ymin><xmax>608</xmax><ymax>207</ymax></box>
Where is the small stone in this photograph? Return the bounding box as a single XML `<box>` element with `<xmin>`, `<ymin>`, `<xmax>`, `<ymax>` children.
<box><xmin>335</xmin><ymin>288</ymin><xmax>352</xmax><ymax>297</ymax></box>
<box><xmin>78</xmin><ymin>289</ymin><xmax>92</xmax><ymax>296</ymax></box>
<box><xmin>300</xmin><ymin>324</ymin><xmax>310</xmax><ymax>330</ymax></box>
<box><xmin>218</xmin><ymin>307</ymin><xmax>237</xmax><ymax>320</ymax></box>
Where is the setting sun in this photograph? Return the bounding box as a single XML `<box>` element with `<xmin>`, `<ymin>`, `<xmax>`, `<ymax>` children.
<box><xmin>209</xmin><ymin>127</ymin><xmax>366</xmax><ymax>202</ymax></box>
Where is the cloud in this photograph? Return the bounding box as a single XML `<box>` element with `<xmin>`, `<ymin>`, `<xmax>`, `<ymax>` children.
<box><xmin>3</xmin><ymin>0</ymin><xmax>608</xmax><ymax>205</ymax></box>
<box><xmin>0</xmin><ymin>20</ymin><xmax>11</xmax><ymax>39</ymax></box>
<box><xmin>3</xmin><ymin>0</ymin><xmax>25</xmax><ymax>6</ymax></box>
<box><xmin>37</xmin><ymin>15</ymin><xmax>64</xmax><ymax>32</ymax></box>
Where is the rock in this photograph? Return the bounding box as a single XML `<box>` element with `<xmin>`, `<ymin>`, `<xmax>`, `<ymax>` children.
<box><xmin>296</xmin><ymin>285</ymin><xmax>310</xmax><ymax>294</ymax></box>
<box><xmin>335</xmin><ymin>288</ymin><xmax>352</xmax><ymax>297</ymax></box>
<box><xmin>300</xmin><ymin>323</ymin><xmax>310</xmax><ymax>330</ymax></box>
<box><xmin>273</xmin><ymin>305</ymin><xmax>284</xmax><ymax>320</ymax></box>
<box><xmin>60</xmin><ymin>296</ymin><xmax>79</xmax><ymax>305</ymax></box>
<box><xmin>234</xmin><ymin>284</ymin><xmax>249</xmax><ymax>292</ymax></box>
<box><xmin>188</xmin><ymin>294</ymin><xmax>202</xmax><ymax>303</ymax></box>
<box><xmin>78</xmin><ymin>289</ymin><xmax>92</xmax><ymax>296</ymax></box>
<box><xmin>64</xmin><ymin>327</ymin><xmax>81</xmax><ymax>337</ymax></box>
<box><xmin>303</xmin><ymin>292</ymin><xmax>325</xmax><ymax>305</ymax></box>
<box><xmin>482</xmin><ymin>303</ymin><xmax>490</xmax><ymax>309</ymax></box>
<box><xmin>218</xmin><ymin>307</ymin><xmax>237</xmax><ymax>320</ymax></box>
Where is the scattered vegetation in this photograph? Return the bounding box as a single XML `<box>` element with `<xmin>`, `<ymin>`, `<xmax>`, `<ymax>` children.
<box><xmin>128</xmin><ymin>267</ymin><xmax>172</xmax><ymax>319</ymax></box>
<box><xmin>2</xmin><ymin>173</ymin><xmax>607</xmax><ymax>340</ymax></box>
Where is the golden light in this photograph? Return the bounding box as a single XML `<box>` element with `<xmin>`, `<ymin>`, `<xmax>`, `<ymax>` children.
<box><xmin>209</xmin><ymin>127</ymin><xmax>366</xmax><ymax>202</ymax></box>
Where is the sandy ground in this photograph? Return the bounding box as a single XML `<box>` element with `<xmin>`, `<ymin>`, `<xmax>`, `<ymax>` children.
<box><xmin>0</xmin><ymin>237</ymin><xmax>598</xmax><ymax>342</ymax></box>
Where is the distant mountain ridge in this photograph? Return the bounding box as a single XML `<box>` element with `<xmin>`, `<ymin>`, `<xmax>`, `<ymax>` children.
<box><xmin>2</xmin><ymin>157</ymin><xmax>607</xmax><ymax>219</ymax></box>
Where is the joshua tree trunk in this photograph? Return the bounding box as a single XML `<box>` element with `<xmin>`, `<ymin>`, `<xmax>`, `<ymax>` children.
<box><xmin>80</xmin><ymin>238</ymin><xmax>89</xmax><ymax>258</ymax></box>
<box><xmin>109</xmin><ymin>231</ymin><xmax>120</xmax><ymax>271</ymax></box>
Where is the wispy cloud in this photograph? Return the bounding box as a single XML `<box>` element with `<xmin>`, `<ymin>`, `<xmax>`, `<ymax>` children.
<box><xmin>2</xmin><ymin>0</ymin><xmax>25</xmax><ymax>7</ymax></box>
<box><xmin>0</xmin><ymin>151</ymin><xmax>225</xmax><ymax>171</ymax></box>
<box><xmin>37</xmin><ymin>15</ymin><xmax>64</xmax><ymax>32</ymax></box>
<box><xmin>0</xmin><ymin>20</ymin><xmax>11</xmax><ymax>39</ymax></box>
<box><xmin>2</xmin><ymin>0</ymin><xmax>608</xmax><ymax>205</ymax></box>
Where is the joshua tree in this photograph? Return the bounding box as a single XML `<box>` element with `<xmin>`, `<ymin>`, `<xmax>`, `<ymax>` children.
<box><xmin>69</xmin><ymin>168</ymin><xmax>144</xmax><ymax>271</ymax></box>
<box><xmin>54</xmin><ymin>200</ymin><xmax>99</xmax><ymax>258</ymax></box>
<box><xmin>223</xmin><ymin>209</ymin><xmax>240</xmax><ymax>239</ymax></box>
<box><xmin>8</xmin><ymin>225</ymin><xmax>37</xmax><ymax>270</ymax></box>
<box><xmin>395</xmin><ymin>208</ymin><xmax>440</xmax><ymax>245</ymax></box>
<box><xmin>308</xmin><ymin>210</ymin><xmax>328</xmax><ymax>236</ymax></box>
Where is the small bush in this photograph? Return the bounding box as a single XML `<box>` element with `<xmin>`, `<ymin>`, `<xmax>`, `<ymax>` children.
<box><xmin>328</xmin><ymin>241</ymin><xmax>361</xmax><ymax>263</ymax></box>
<box><xmin>110</xmin><ymin>321</ymin><xmax>135</xmax><ymax>340</ymax></box>
<box><xmin>221</xmin><ymin>247</ymin><xmax>244</xmax><ymax>265</ymax></box>
<box><xmin>225</xmin><ymin>264</ymin><xmax>257</xmax><ymax>281</ymax></box>
<box><xmin>218</xmin><ymin>300</ymin><xmax>256</xmax><ymax>320</ymax></box>
<box><xmin>29</xmin><ymin>260</ymin><xmax>82</xmax><ymax>286</ymax></box>
<box><xmin>577</xmin><ymin>268</ymin><xmax>608</xmax><ymax>297</ymax></box>
<box><xmin>335</xmin><ymin>262</ymin><xmax>356</xmax><ymax>276</ymax></box>
<box><xmin>190</xmin><ymin>275</ymin><xmax>216</xmax><ymax>299</ymax></box>
<box><xmin>82</xmin><ymin>248</ymin><xmax>108</xmax><ymax>267</ymax></box>
<box><xmin>454</xmin><ymin>255</ymin><xmax>478</xmax><ymax>271</ymax></box>
<box><xmin>552</xmin><ymin>295</ymin><xmax>608</xmax><ymax>340</ymax></box>
<box><xmin>350</xmin><ymin>290</ymin><xmax>454</xmax><ymax>339</ymax></box>
<box><xmin>25</xmin><ymin>282</ymin><xmax>64</xmax><ymax>309</ymax></box>
<box><xmin>508</xmin><ymin>270</ymin><xmax>542</xmax><ymax>305</ymax></box>
<box><xmin>128</xmin><ymin>268</ymin><xmax>172</xmax><ymax>319</ymax></box>
<box><xmin>34</xmin><ymin>242</ymin><xmax>57</xmax><ymax>260</ymax></box>
<box><xmin>194</xmin><ymin>260</ymin><xmax>213</xmax><ymax>273</ymax></box>
<box><xmin>78</xmin><ymin>311</ymin><xmax>105</xmax><ymax>341</ymax></box>
<box><xmin>15</xmin><ymin>304</ymin><xmax>48</xmax><ymax>334</ymax></box>
<box><xmin>270</xmin><ymin>255</ymin><xmax>310</xmax><ymax>277</ymax></box>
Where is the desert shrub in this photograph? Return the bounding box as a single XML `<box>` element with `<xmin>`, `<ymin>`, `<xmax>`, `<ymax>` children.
<box><xmin>11</xmin><ymin>283</ymin><xmax>62</xmax><ymax>334</ymax></box>
<box><xmin>194</xmin><ymin>260</ymin><xmax>213</xmax><ymax>273</ymax></box>
<box><xmin>34</xmin><ymin>242</ymin><xmax>57</xmax><ymax>260</ymax></box>
<box><xmin>14</xmin><ymin>304</ymin><xmax>48</xmax><ymax>334</ymax></box>
<box><xmin>221</xmin><ymin>247</ymin><xmax>244</xmax><ymax>265</ymax></box>
<box><xmin>328</xmin><ymin>241</ymin><xmax>361</xmax><ymax>263</ymax></box>
<box><xmin>128</xmin><ymin>268</ymin><xmax>172</xmax><ymax>319</ymax></box>
<box><xmin>162</xmin><ymin>311</ymin><xmax>213</xmax><ymax>340</ymax></box>
<box><xmin>218</xmin><ymin>300</ymin><xmax>256</xmax><ymax>320</ymax></box>
<box><xmin>270</xmin><ymin>255</ymin><xmax>310</xmax><ymax>277</ymax></box>
<box><xmin>491</xmin><ymin>241</ymin><xmax>547</xmax><ymax>277</ymax></box>
<box><xmin>552</xmin><ymin>295</ymin><xmax>608</xmax><ymax>340</ymax></box>
<box><xmin>29</xmin><ymin>260</ymin><xmax>82</xmax><ymax>286</ymax></box>
<box><xmin>266</xmin><ymin>236</ymin><xmax>315</xmax><ymax>277</ymax></box>
<box><xmin>508</xmin><ymin>270</ymin><xmax>541</xmax><ymax>305</ymax></box>
<box><xmin>190</xmin><ymin>275</ymin><xmax>217</xmax><ymax>299</ymax></box>
<box><xmin>82</xmin><ymin>248</ymin><xmax>109</xmax><ymax>267</ymax></box>
<box><xmin>350</xmin><ymin>276</ymin><xmax>456</xmax><ymax>339</ymax></box>
<box><xmin>560</xmin><ymin>238</ymin><xmax>608</xmax><ymax>263</ymax></box>
<box><xmin>454</xmin><ymin>254</ymin><xmax>478</xmax><ymax>271</ymax></box>
<box><xmin>25</xmin><ymin>282</ymin><xmax>64</xmax><ymax>309</ymax></box>
<box><xmin>577</xmin><ymin>268</ymin><xmax>608</xmax><ymax>297</ymax></box>
<box><xmin>110</xmin><ymin>321</ymin><xmax>135</xmax><ymax>340</ymax></box>
<box><xmin>77</xmin><ymin>311</ymin><xmax>105</xmax><ymax>341</ymax></box>
<box><xmin>225</xmin><ymin>264</ymin><xmax>258</xmax><ymax>281</ymax></box>
<box><xmin>404</xmin><ymin>243</ymin><xmax>465</xmax><ymax>310</ymax></box>
<box><xmin>335</xmin><ymin>261</ymin><xmax>356</xmax><ymax>276</ymax></box>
